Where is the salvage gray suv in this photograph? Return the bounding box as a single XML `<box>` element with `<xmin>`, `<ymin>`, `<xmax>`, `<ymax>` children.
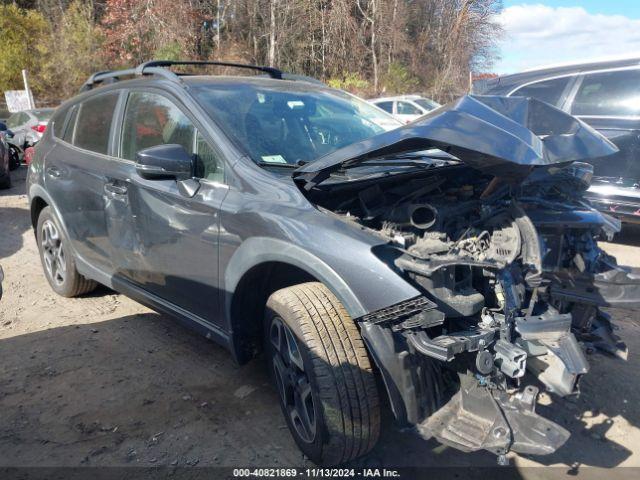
<box><xmin>27</xmin><ymin>60</ymin><xmax>639</xmax><ymax>465</ymax></box>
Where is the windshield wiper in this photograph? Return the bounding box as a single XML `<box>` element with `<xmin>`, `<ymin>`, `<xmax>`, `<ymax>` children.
<box><xmin>256</xmin><ymin>161</ymin><xmax>298</xmax><ymax>169</ymax></box>
<box><xmin>354</xmin><ymin>159</ymin><xmax>454</xmax><ymax>169</ymax></box>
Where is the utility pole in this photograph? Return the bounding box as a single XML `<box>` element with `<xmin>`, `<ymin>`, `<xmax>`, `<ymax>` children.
<box><xmin>22</xmin><ymin>69</ymin><xmax>35</xmax><ymax>109</ymax></box>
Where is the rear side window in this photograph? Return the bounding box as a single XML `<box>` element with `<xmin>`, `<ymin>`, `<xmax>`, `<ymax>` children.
<box><xmin>62</xmin><ymin>106</ymin><xmax>78</xmax><ymax>143</ymax></box>
<box><xmin>49</xmin><ymin>106</ymin><xmax>67</xmax><ymax>139</ymax></box>
<box><xmin>121</xmin><ymin>92</ymin><xmax>194</xmax><ymax>161</ymax></box>
<box><xmin>571</xmin><ymin>69</ymin><xmax>640</xmax><ymax>117</ymax></box>
<box><xmin>375</xmin><ymin>101</ymin><xmax>393</xmax><ymax>113</ymax></box>
<box><xmin>512</xmin><ymin>76</ymin><xmax>570</xmax><ymax>106</ymax></box>
<box><xmin>74</xmin><ymin>92</ymin><xmax>119</xmax><ymax>155</ymax></box>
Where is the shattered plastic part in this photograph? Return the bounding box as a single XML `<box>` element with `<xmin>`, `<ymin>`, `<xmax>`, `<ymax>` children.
<box><xmin>419</xmin><ymin>378</ymin><xmax>569</xmax><ymax>456</ymax></box>
<box><xmin>295</xmin><ymin>94</ymin><xmax>638</xmax><ymax>460</ymax></box>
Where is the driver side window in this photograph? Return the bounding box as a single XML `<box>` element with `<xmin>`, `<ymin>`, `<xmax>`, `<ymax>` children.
<box><xmin>121</xmin><ymin>91</ymin><xmax>224</xmax><ymax>182</ymax></box>
<box><xmin>121</xmin><ymin>92</ymin><xmax>194</xmax><ymax>161</ymax></box>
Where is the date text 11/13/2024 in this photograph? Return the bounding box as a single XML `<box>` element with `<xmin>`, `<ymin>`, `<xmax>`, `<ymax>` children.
<box><xmin>232</xmin><ymin>468</ymin><xmax>401</xmax><ymax>477</ymax></box>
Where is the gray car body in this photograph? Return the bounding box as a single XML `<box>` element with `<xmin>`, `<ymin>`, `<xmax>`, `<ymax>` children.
<box><xmin>0</xmin><ymin>131</ymin><xmax>9</xmax><ymax>185</ymax></box>
<box><xmin>27</xmin><ymin>76</ymin><xmax>421</xmax><ymax>362</ymax></box>
<box><xmin>30</xmin><ymin>72</ymin><xmax>640</xmax><ymax>461</ymax></box>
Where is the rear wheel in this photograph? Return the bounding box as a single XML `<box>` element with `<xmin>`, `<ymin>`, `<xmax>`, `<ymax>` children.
<box><xmin>36</xmin><ymin>207</ymin><xmax>97</xmax><ymax>297</ymax></box>
<box><xmin>265</xmin><ymin>282</ymin><xmax>380</xmax><ymax>465</ymax></box>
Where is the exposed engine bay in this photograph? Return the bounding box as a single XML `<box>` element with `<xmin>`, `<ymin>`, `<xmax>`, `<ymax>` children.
<box><xmin>303</xmin><ymin>158</ymin><xmax>636</xmax><ymax>460</ymax></box>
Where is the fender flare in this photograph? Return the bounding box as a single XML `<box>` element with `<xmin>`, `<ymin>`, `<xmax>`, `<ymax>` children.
<box><xmin>224</xmin><ymin>237</ymin><xmax>367</xmax><ymax>323</ymax></box>
<box><xmin>28</xmin><ymin>184</ymin><xmax>99</xmax><ymax>279</ymax></box>
<box><xmin>29</xmin><ymin>184</ymin><xmax>58</xmax><ymax>226</ymax></box>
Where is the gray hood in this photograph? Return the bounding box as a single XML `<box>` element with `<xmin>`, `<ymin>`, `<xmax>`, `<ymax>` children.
<box><xmin>293</xmin><ymin>95</ymin><xmax>618</xmax><ymax>189</ymax></box>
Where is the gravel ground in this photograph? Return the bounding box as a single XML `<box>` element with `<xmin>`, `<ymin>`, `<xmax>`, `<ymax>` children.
<box><xmin>1</xmin><ymin>166</ymin><xmax>639</xmax><ymax>476</ymax></box>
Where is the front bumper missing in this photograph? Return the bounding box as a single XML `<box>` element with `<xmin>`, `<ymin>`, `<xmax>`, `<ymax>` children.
<box><xmin>360</xmin><ymin>297</ymin><xmax>588</xmax><ymax>459</ymax></box>
<box><xmin>419</xmin><ymin>377</ymin><xmax>569</xmax><ymax>456</ymax></box>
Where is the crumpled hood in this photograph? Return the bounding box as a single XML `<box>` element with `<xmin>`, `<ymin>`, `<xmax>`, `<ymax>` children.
<box><xmin>293</xmin><ymin>95</ymin><xmax>618</xmax><ymax>189</ymax></box>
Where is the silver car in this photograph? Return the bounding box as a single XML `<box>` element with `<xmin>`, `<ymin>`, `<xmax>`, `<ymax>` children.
<box><xmin>370</xmin><ymin>95</ymin><xmax>441</xmax><ymax>123</ymax></box>
<box><xmin>5</xmin><ymin>108</ymin><xmax>54</xmax><ymax>168</ymax></box>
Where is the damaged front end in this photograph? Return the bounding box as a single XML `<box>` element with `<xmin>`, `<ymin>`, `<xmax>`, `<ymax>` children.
<box><xmin>293</xmin><ymin>95</ymin><xmax>638</xmax><ymax>460</ymax></box>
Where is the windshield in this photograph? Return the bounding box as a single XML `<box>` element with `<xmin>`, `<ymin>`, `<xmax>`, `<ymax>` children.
<box><xmin>414</xmin><ymin>98</ymin><xmax>440</xmax><ymax>111</ymax></box>
<box><xmin>190</xmin><ymin>81</ymin><xmax>401</xmax><ymax>166</ymax></box>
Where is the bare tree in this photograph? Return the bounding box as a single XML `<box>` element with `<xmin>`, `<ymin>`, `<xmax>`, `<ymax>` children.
<box><xmin>25</xmin><ymin>0</ymin><xmax>503</xmax><ymax>101</ymax></box>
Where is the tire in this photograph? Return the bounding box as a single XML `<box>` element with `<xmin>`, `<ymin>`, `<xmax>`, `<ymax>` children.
<box><xmin>0</xmin><ymin>171</ymin><xmax>10</xmax><ymax>189</ymax></box>
<box><xmin>36</xmin><ymin>206</ymin><xmax>97</xmax><ymax>297</ymax></box>
<box><xmin>265</xmin><ymin>282</ymin><xmax>380</xmax><ymax>465</ymax></box>
<box><xmin>8</xmin><ymin>146</ymin><xmax>20</xmax><ymax>170</ymax></box>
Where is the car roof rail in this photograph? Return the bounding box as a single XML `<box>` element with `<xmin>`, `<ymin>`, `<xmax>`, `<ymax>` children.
<box><xmin>80</xmin><ymin>60</ymin><xmax>284</xmax><ymax>92</ymax></box>
<box><xmin>136</xmin><ymin>60</ymin><xmax>283</xmax><ymax>79</ymax></box>
<box><xmin>79</xmin><ymin>67</ymin><xmax>178</xmax><ymax>92</ymax></box>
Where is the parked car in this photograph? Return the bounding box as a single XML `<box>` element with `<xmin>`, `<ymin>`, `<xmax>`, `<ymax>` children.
<box><xmin>28</xmin><ymin>60</ymin><xmax>638</xmax><ymax>466</ymax></box>
<box><xmin>0</xmin><ymin>122</ymin><xmax>11</xmax><ymax>189</ymax></box>
<box><xmin>474</xmin><ymin>57</ymin><xmax>640</xmax><ymax>225</ymax></box>
<box><xmin>4</xmin><ymin>108</ymin><xmax>54</xmax><ymax>169</ymax></box>
<box><xmin>370</xmin><ymin>95</ymin><xmax>441</xmax><ymax>123</ymax></box>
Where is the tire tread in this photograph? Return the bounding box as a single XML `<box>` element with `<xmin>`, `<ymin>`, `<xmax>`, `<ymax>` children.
<box><xmin>267</xmin><ymin>282</ymin><xmax>380</xmax><ymax>465</ymax></box>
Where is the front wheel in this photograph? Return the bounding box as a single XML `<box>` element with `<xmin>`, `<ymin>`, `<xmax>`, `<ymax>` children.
<box><xmin>36</xmin><ymin>206</ymin><xmax>97</xmax><ymax>297</ymax></box>
<box><xmin>265</xmin><ymin>282</ymin><xmax>380</xmax><ymax>465</ymax></box>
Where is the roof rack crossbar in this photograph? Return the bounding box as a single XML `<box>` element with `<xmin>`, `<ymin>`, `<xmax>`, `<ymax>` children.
<box><xmin>80</xmin><ymin>59</ymin><xmax>284</xmax><ymax>92</ymax></box>
<box><xmin>80</xmin><ymin>68</ymin><xmax>136</xmax><ymax>91</ymax></box>
<box><xmin>136</xmin><ymin>60</ymin><xmax>283</xmax><ymax>79</ymax></box>
<box><xmin>79</xmin><ymin>66</ymin><xmax>182</xmax><ymax>92</ymax></box>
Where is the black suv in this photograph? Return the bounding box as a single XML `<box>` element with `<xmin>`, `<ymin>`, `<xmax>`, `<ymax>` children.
<box><xmin>475</xmin><ymin>57</ymin><xmax>640</xmax><ymax>225</ymax></box>
<box><xmin>28</xmin><ymin>60</ymin><xmax>640</xmax><ymax>465</ymax></box>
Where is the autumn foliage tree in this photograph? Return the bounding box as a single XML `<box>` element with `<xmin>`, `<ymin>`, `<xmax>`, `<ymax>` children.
<box><xmin>1</xmin><ymin>0</ymin><xmax>503</xmax><ymax>106</ymax></box>
<box><xmin>101</xmin><ymin>0</ymin><xmax>200</xmax><ymax>65</ymax></box>
<box><xmin>0</xmin><ymin>4</ymin><xmax>48</xmax><ymax>96</ymax></box>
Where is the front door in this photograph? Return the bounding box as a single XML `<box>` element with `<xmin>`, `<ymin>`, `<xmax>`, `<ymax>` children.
<box><xmin>109</xmin><ymin>90</ymin><xmax>228</xmax><ymax>325</ymax></box>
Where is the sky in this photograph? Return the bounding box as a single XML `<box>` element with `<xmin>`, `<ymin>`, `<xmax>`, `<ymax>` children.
<box><xmin>494</xmin><ymin>1</ymin><xmax>640</xmax><ymax>74</ymax></box>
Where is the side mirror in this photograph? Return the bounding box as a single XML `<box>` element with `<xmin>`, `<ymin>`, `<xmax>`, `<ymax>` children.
<box><xmin>3</xmin><ymin>130</ymin><xmax>14</xmax><ymax>139</ymax></box>
<box><xmin>135</xmin><ymin>144</ymin><xmax>193</xmax><ymax>181</ymax></box>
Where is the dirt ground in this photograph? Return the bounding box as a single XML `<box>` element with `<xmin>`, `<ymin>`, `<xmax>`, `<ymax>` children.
<box><xmin>1</xmin><ymin>166</ymin><xmax>640</xmax><ymax>476</ymax></box>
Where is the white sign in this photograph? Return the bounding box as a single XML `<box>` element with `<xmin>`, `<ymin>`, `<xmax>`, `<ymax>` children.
<box><xmin>4</xmin><ymin>90</ymin><xmax>33</xmax><ymax>112</ymax></box>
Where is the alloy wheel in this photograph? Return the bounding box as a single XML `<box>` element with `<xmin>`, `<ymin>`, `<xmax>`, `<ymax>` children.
<box><xmin>270</xmin><ymin>316</ymin><xmax>317</xmax><ymax>444</ymax></box>
<box><xmin>41</xmin><ymin>219</ymin><xmax>66</xmax><ymax>286</ymax></box>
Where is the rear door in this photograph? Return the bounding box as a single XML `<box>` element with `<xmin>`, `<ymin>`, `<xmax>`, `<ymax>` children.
<box><xmin>108</xmin><ymin>89</ymin><xmax>228</xmax><ymax>325</ymax></box>
<box><xmin>44</xmin><ymin>90</ymin><xmax>122</xmax><ymax>275</ymax></box>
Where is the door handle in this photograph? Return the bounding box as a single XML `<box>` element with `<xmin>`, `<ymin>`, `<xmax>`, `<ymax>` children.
<box><xmin>104</xmin><ymin>183</ymin><xmax>128</xmax><ymax>196</ymax></box>
<box><xmin>46</xmin><ymin>166</ymin><xmax>62</xmax><ymax>178</ymax></box>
